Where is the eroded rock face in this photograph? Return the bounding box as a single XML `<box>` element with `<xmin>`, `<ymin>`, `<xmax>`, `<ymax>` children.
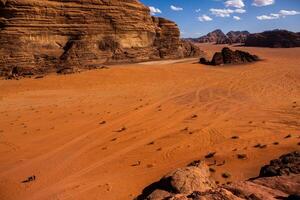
<box><xmin>137</xmin><ymin>152</ymin><xmax>300</xmax><ymax>200</ymax></box>
<box><xmin>245</xmin><ymin>30</ymin><xmax>300</xmax><ymax>48</ymax></box>
<box><xmin>200</xmin><ymin>48</ymin><xmax>259</xmax><ymax>66</ymax></box>
<box><xmin>259</xmin><ymin>151</ymin><xmax>300</xmax><ymax>177</ymax></box>
<box><xmin>0</xmin><ymin>0</ymin><xmax>203</xmax><ymax>78</ymax></box>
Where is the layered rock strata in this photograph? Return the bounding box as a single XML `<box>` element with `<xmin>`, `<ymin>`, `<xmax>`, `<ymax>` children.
<box><xmin>0</xmin><ymin>0</ymin><xmax>203</xmax><ymax>78</ymax></box>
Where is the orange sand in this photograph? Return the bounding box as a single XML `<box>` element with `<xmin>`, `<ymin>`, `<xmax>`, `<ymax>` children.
<box><xmin>0</xmin><ymin>44</ymin><xmax>299</xmax><ymax>200</ymax></box>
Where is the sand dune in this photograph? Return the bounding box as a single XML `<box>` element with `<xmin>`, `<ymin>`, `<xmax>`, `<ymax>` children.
<box><xmin>0</xmin><ymin>44</ymin><xmax>299</xmax><ymax>200</ymax></box>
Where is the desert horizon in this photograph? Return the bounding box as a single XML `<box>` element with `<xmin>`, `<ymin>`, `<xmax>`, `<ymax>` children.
<box><xmin>0</xmin><ymin>0</ymin><xmax>300</xmax><ymax>200</ymax></box>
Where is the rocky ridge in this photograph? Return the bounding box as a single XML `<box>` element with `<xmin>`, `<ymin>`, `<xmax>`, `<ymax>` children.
<box><xmin>0</xmin><ymin>0</ymin><xmax>203</xmax><ymax>78</ymax></box>
<box><xmin>191</xmin><ymin>30</ymin><xmax>250</xmax><ymax>44</ymax></box>
<box><xmin>245</xmin><ymin>30</ymin><xmax>300</xmax><ymax>48</ymax></box>
<box><xmin>137</xmin><ymin>151</ymin><xmax>300</xmax><ymax>200</ymax></box>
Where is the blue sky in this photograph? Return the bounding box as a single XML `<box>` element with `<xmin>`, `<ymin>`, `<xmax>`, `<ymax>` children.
<box><xmin>140</xmin><ymin>0</ymin><xmax>300</xmax><ymax>38</ymax></box>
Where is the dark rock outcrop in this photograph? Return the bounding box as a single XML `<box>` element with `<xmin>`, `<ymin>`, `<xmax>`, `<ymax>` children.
<box><xmin>259</xmin><ymin>151</ymin><xmax>300</xmax><ymax>177</ymax></box>
<box><xmin>200</xmin><ymin>47</ymin><xmax>259</xmax><ymax>66</ymax></box>
<box><xmin>245</xmin><ymin>30</ymin><xmax>300</xmax><ymax>48</ymax></box>
<box><xmin>137</xmin><ymin>151</ymin><xmax>300</xmax><ymax>200</ymax></box>
<box><xmin>0</xmin><ymin>0</ymin><xmax>204</xmax><ymax>78</ymax></box>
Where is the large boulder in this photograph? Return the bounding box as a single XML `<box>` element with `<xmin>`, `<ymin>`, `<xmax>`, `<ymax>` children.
<box><xmin>245</xmin><ymin>30</ymin><xmax>300</xmax><ymax>48</ymax></box>
<box><xmin>137</xmin><ymin>152</ymin><xmax>300</xmax><ymax>200</ymax></box>
<box><xmin>0</xmin><ymin>0</ymin><xmax>204</xmax><ymax>78</ymax></box>
<box><xmin>259</xmin><ymin>151</ymin><xmax>300</xmax><ymax>177</ymax></box>
<box><xmin>136</xmin><ymin>161</ymin><xmax>216</xmax><ymax>200</ymax></box>
<box><xmin>200</xmin><ymin>47</ymin><xmax>259</xmax><ymax>66</ymax></box>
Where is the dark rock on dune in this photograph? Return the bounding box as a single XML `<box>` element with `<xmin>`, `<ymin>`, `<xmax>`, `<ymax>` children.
<box><xmin>259</xmin><ymin>151</ymin><xmax>300</xmax><ymax>177</ymax></box>
<box><xmin>0</xmin><ymin>0</ymin><xmax>204</xmax><ymax>78</ymax></box>
<box><xmin>200</xmin><ymin>47</ymin><xmax>259</xmax><ymax>66</ymax></box>
<box><xmin>136</xmin><ymin>152</ymin><xmax>300</xmax><ymax>200</ymax></box>
<box><xmin>245</xmin><ymin>30</ymin><xmax>300</xmax><ymax>48</ymax></box>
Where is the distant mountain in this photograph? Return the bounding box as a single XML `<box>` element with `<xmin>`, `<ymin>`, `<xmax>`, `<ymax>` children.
<box><xmin>245</xmin><ymin>30</ymin><xmax>300</xmax><ymax>48</ymax></box>
<box><xmin>191</xmin><ymin>29</ymin><xmax>250</xmax><ymax>44</ymax></box>
<box><xmin>197</xmin><ymin>29</ymin><xmax>228</xmax><ymax>43</ymax></box>
<box><xmin>226</xmin><ymin>31</ymin><xmax>250</xmax><ymax>44</ymax></box>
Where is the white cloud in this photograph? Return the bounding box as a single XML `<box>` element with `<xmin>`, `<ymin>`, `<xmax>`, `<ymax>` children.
<box><xmin>252</xmin><ymin>0</ymin><xmax>275</xmax><ymax>7</ymax></box>
<box><xmin>149</xmin><ymin>6</ymin><xmax>162</xmax><ymax>15</ymax></box>
<box><xmin>198</xmin><ymin>15</ymin><xmax>213</xmax><ymax>22</ymax></box>
<box><xmin>210</xmin><ymin>8</ymin><xmax>246</xmax><ymax>17</ymax></box>
<box><xmin>233</xmin><ymin>16</ymin><xmax>241</xmax><ymax>20</ymax></box>
<box><xmin>170</xmin><ymin>5</ymin><xmax>183</xmax><ymax>11</ymax></box>
<box><xmin>225</xmin><ymin>0</ymin><xmax>245</xmax><ymax>8</ymax></box>
<box><xmin>195</xmin><ymin>8</ymin><xmax>201</xmax><ymax>13</ymax></box>
<box><xmin>279</xmin><ymin>10</ymin><xmax>300</xmax><ymax>16</ymax></box>
<box><xmin>257</xmin><ymin>14</ymin><xmax>279</xmax><ymax>20</ymax></box>
<box><xmin>257</xmin><ymin>10</ymin><xmax>300</xmax><ymax>20</ymax></box>
<box><xmin>235</xmin><ymin>9</ymin><xmax>246</xmax><ymax>14</ymax></box>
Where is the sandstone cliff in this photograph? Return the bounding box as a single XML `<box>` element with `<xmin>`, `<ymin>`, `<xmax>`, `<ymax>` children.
<box><xmin>0</xmin><ymin>0</ymin><xmax>203</xmax><ymax>77</ymax></box>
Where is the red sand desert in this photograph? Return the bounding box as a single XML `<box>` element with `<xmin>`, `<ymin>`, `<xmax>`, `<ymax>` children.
<box><xmin>0</xmin><ymin>44</ymin><xmax>299</xmax><ymax>200</ymax></box>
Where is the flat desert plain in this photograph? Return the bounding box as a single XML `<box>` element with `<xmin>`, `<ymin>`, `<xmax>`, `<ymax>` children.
<box><xmin>0</xmin><ymin>44</ymin><xmax>299</xmax><ymax>200</ymax></box>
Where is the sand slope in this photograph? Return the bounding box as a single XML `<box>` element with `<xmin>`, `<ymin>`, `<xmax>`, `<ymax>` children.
<box><xmin>0</xmin><ymin>44</ymin><xmax>299</xmax><ymax>200</ymax></box>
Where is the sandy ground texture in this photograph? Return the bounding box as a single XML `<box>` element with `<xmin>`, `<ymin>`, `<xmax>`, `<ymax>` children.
<box><xmin>0</xmin><ymin>44</ymin><xmax>299</xmax><ymax>200</ymax></box>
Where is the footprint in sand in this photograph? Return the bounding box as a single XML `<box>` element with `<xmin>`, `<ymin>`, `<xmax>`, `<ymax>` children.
<box><xmin>99</xmin><ymin>120</ymin><xmax>106</xmax><ymax>125</ymax></box>
<box><xmin>217</xmin><ymin>160</ymin><xmax>226</xmax><ymax>166</ymax></box>
<box><xmin>221</xmin><ymin>172</ymin><xmax>231</xmax><ymax>179</ymax></box>
<box><xmin>284</xmin><ymin>134</ymin><xmax>292</xmax><ymax>139</ymax></box>
<box><xmin>237</xmin><ymin>154</ymin><xmax>247</xmax><ymax>160</ymax></box>
<box><xmin>205</xmin><ymin>152</ymin><xmax>216</xmax><ymax>159</ymax></box>
<box><xmin>147</xmin><ymin>141</ymin><xmax>155</xmax><ymax>145</ymax></box>
<box><xmin>131</xmin><ymin>161</ymin><xmax>141</xmax><ymax>167</ymax></box>
<box><xmin>209</xmin><ymin>168</ymin><xmax>216</xmax><ymax>173</ymax></box>
<box><xmin>115</xmin><ymin>127</ymin><xmax>126</xmax><ymax>132</ymax></box>
<box><xmin>254</xmin><ymin>143</ymin><xmax>267</xmax><ymax>149</ymax></box>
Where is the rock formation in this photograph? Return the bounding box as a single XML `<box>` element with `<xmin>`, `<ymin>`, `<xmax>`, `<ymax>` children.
<box><xmin>245</xmin><ymin>30</ymin><xmax>300</xmax><ymax>48</ymax></box>
<box><xmin>190</xmin><ymin>30</ymin><xmax>249</xmax><ymax>44</ymax></box>
<box><xmin>197</xmin><ymin>29</ymin><xmax>228</xmax><ymax>44</ymax></box>
<box><xmin>259</xmin><ymin>151</ymin><xmax>300</xmax><ymax>177</ymax></box>
<box><xmin>136</xmin><ymin>151</ymin><xmax>300</xmax><ymax>200</ymax></box>
<box><xmin>0</xmin><ymin>0</ymin><xmax>204</xmax><ymax>78</ymax></box>
<box><xmin>200</xmin><ymin>47</ymin><xmax>259</xmax><ymax>66</ymax></box>
<box><xmin>226</xmin><ymin>31</ymin><xmax>250</xmax><ymax>44</ymax></box>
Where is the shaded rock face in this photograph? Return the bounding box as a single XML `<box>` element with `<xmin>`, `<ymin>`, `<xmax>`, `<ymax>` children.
<box><xmin>245</xmin><ymin>30</ymin><xmax>300</xmax><ymax>48</ymax></box>
<box><xmin>200</xmin><ymin>48</ymin><xmax>259</xmax><ymax>66</ymax></box>
<box><xmin>259</xmin><ymin>151</ymin><xmax>300</xmax><ymax>177</ymax></box>
<box><xmin>0</xmin><ymin>0</ymin><xmax>203</xmax><ymax>78</ymax></box>
<box><xmin>137</xmin><ymin>152</ymin><xmax>300</xmax><ymax>200</ymax></box>
<box><xmin>197</xmin><ymin>29</ymin><xmax>228</xmax><ymax>44</ymax></box>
